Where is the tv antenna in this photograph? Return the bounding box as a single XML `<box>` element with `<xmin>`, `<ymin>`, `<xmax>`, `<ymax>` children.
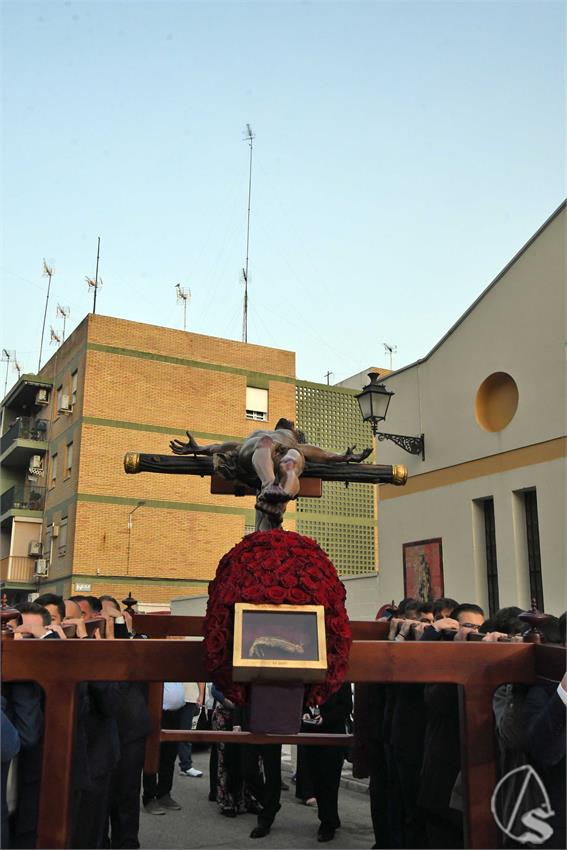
<box><xmin>50</xmin><ymin>327</ymin><xmax>61</xmax><ymax>346</ymax></box>
<box><xmin>242</xmin><ymin>123</ymin><xmax>254</xmax><ymax>343</ymax></box>
<box><xmin>56</xmin><ymin>305</ymin><xmax>70</xmax><ymax>341</ymax></box>
<box><xmin>175</xmin><ymin>284</ymin><xmax>191</xmax><ymax>330</ymax></box>
<box><xmin>86</xmin><ymin>274</ymin><xmax>103</xmax><ymax>309</ymax></box>
<box><xmin>38</xmin><ymin>259</ymin><xmax>54</xmax><ymax>372</ymax></box>
<box><xmin>86</xmin><ymin>236</ymin><xmax>102</xmax><ymax>313</ymax></box>
<box><xmin>2</xmin><ymin>349</ymin><xmax>16</xmax><ymax>397</ymax></box>
<box><xmin>383</xmin><ymin>342</ymin><xmax>398</xmax><ymax>370</ymax></box>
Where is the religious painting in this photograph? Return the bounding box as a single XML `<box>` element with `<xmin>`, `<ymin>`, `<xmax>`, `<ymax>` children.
<box><xmin>233</xmin><ymin>603</ymin><xmax>327</xmax><ymax>682</ymax></box>
<box><xmin>402</xmin><ymin>538</ymin><xmax>444</xmax><ymax>602</ymax></box>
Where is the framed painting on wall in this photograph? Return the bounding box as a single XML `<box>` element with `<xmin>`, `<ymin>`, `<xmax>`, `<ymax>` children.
<box><xmin>402</xmin><ymin>538</ymin><xmax>444</xmax><ymax>602</ymax></box>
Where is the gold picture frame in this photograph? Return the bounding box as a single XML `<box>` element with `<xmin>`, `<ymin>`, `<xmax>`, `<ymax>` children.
<box><xmin>232</xmin><ymin>603</ymin><xmax>328</xmax><ymax>682</ymax></box>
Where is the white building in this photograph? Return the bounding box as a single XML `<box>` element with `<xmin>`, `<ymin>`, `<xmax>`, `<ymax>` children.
<box><xmin>375</xmin><ymin>202</ymin><xmax>566</xmax><ymax>616</ymax></box>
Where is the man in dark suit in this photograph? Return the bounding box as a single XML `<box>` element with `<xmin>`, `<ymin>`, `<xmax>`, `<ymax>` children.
<box><xmin>105</xmin><ymin>682</ymin><xmax>151</xmax><ymax>848</ymax></box>
<box><xmin>521</xmin><ymin>672</ymin><xmax>566</xmax><ymax>848</ymax></box>
<box><xmin>302</xmin><ymin>683</ymin><xmax>353</xmax><ymax>843</ymax></box>
<box><xmin>71</xmin><ymin>683</ymin><xmax>121</xmax><ymax>849</ymax></box>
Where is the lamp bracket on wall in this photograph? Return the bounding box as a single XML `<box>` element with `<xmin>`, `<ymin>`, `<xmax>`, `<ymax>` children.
<box><xmin>376</xmin><ymin>431</ymin><xmax>425</xmax><ymax>461</ymax></box>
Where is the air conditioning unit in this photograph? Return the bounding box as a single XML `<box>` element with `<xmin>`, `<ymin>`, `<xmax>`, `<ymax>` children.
<box><xmin>34</xmin><ymin>558</ymin><xmax>49</xmax><ymax>577</ymax></box>
<box><xmin>51</xmin><ymin>524</ymin><xmax>60</xmax><ymax>538</ymax></box>
<box><xmin>35</xmin><ymin>388</ymin><xmax>50</xmax><ymax>405</ymax></box>
<box><xmin>58</xmin><ymin>394</ymin><xmax>72</xmax><ymax>414</ymax></box>
<box><xmin>29</xmin><ymin>455</ymin><xmax>44</xmax><ymax>475</ymax></box>
<box><xmin>28</xmin><ymin>540</ymin><xmax>43</xmax><ymax>558</ymax></box>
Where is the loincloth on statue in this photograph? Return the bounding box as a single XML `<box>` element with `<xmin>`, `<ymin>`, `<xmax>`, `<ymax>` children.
<box><xmin>213</xmin><ymin>443</ymin><xmax>290</xmax><ymax>490</ymax></box>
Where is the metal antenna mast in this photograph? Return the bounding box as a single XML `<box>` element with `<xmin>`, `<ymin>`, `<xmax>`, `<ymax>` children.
<box><xmin>56</xmin><ymin>305</ymin><xmax>70</xmax><ymax>341</ymax></box>
<box><xmin>383</xmin><ymin>342</ymin><xmax>398</xmax><ymax>370</ymax></box>
<box><xmin>86</xmin><ymin>237</ymin><xmax>101</xmax><ymax>313</ymax></box>
<box><xmin>175</xmin><ymin>284</ymin><xmax>191</xmax><ymax>331</ymax></box>
<box><xmin>242</xmin><ymin>123</ymin><xmax>254</xmax><ymax>343</ymax></box>
<box><xmin>38</xmin><ymin>260</ymin><xmax>54</xmax><ymax>372</ymax></box>
<box><xmin>2</xmin><ymin>349</ymin><xmax>15</xmax><ymax>397</ymax></box>
<box><xmin>324</xmin><ymin>371</ymin><xmax>334</xmax><ymax>385</ymax></box>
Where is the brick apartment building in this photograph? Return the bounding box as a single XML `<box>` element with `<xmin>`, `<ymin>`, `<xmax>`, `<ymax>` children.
<box><xmin>1</xmin><ymin>315</ymin><xmax>376</xmax><ymax>606</ymax></box>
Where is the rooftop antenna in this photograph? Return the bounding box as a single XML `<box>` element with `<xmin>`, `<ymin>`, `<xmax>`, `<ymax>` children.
<box><xmin>86</xmin><ymin>236</ymin><xmax>101</xmax><ymax>313</ymax></box>
<box><xmin>383</xmin><ymin>342</ymin><xmax>398</xmax><ymax>371</ymax></box>
<box><xmin>242</xmin><ymin>123</ymin><xmax>254</xmax><ymax>343</ymax></box>
<box><xmin>175</xmin><ymin>284</ymin><xmax>191</xmax><ymax>331</ymax></box>
<box><xmin>50</xmin><ymin>327</ymin><xmax>61</xmax><ymax>346</ymax></box>
<box><xmin>324</xmin><ymin>370</ymin><xmax>334</xmax><ymax>385</ymax></box>
<box><xmin>2</xmin><ymin>349</ymin><xmax>16</xmax><ymax>397</ymax></box>
<box><xmin>13</xmin><ymin>358</ymin><xmax>22</xmax><ymax>380</ymax></box>
<box><xmin>86</xmin><ymin>274</ymin><xmax>103</xmax><ymax>310</ymax></box>
<box><xmin>38</xmin><ymin>259</ymin><xmax>54</xmax><ymax>372</ymax></box>
<box><xmin>56</xmin><ymin>305</ymin><xmax>70</xmax><ymax>341</ymax></box>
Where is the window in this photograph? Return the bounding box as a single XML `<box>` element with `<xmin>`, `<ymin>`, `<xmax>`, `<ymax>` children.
<box><xmin>245</xmin><ymin>387</ymin><xmax>268</xmax><ymax>421</ymax></box>
<box><xmin>46</xmin><ymin>523</ymin><xmax>53</xmax><ymax>557</ymax></box>
<box><xmin>524</xmin><ymin>490</ymin><xmax>543</xmax><ymax>609</ymax></box>
<box><xmin>65</xmin><ymin>442</ymin><xmax>73</xmax><ymax>477</ymax></box>
<box><xmin>483</xmin><ymin>498</ymin><xmax>499</xmax><ymax>616</ymax></box>
<box><xmin>50</xmin><ymin>453</ymin><xmax>58</xmax><ymax>487</ymax></box>
<box><xmin>56</xmin><ymin>385</ymin><xmax>63</xmax><ymax>414</ymax></box>
<box><xmin>58</xmin><ymin>516</ymin><xmax>68</xmax><ymax>555</ymax></box>
<box><xmin>71</xmin><ymin>371</ymin><xmax>78</xmax><ymax>406</ymax></box>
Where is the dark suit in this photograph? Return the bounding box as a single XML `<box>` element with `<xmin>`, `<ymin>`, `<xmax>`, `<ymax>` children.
<box><xmin>522</xmin><ymin>683</ymin><xmax>566</xmax><ymax>849</ymax></box>
<box><xmin>367</xmin><ymin>684</ymin><xmax>391</xmax><ymax>849</ymax></box>
<box><xmin>2</xmin><ymin>708</ymin><xmax>21</xmax><ymax>850</ymax></box>
<box><xmin>106</xmin><ymin>683</ymin><xmax>151</xmax><ymax>848</ymax></box>
<box><xmin>71</xmin><ymin>683</ymin><xmax>121</xmax><ymax>849</ymax></box>
<box><xmin>303</xmin><ymin>683</ymin><xmax>352</xmax><ymax>833</ymax></box>
<box><xmin>390</xmin><ymin>683</ymin><xmax>427</xmax><ymax>848</ymax></box>
<box><xmin>3</xmin><ymin>682</ymin><xmax>44</xmax><ymax>850</ymax></box>
<box><xmin>418</xmin><ymin>684</ymin><xmax>463</xmax><ymax>849</ymax></box>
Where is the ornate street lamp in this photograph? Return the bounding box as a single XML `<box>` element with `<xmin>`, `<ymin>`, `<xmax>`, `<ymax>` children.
<box><xmin>356</xmin><ymin>372</ymin><xmax>425</xmax><ymax>460</ymax></box>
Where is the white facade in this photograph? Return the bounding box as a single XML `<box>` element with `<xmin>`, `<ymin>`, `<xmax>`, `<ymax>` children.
<box><xmin>375</xmin><ymin>203</ymin><xmax>566</xmax><ymax>615</ymax></box>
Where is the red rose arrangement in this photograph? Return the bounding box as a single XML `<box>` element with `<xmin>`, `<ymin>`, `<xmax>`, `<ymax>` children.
<box><xmin>203</xmin><ymin>529</ymin><xmax>352</xmax><ymax>705</ymax></box>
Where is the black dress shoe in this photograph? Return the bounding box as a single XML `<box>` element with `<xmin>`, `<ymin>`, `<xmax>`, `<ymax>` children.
<box><xmin>250</xmin><ymin>825</ymin><xmax>271</xmax><ymax>838</ymax></box>
<box><xmin>317</xmin><ymin>827</ymin><xmax>335</xmax><ymax>842</ymax></box>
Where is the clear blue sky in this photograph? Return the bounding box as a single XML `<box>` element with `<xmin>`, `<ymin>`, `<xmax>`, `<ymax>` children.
<box><xmin>1</xmin><ymin>0</ymin><xmax>564</xmax><ymax>385</ymax></box>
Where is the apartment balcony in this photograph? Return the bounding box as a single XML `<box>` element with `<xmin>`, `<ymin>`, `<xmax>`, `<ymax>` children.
<box><xmin>0</xmin><ymin>555</ymin><xmax>35</xmax><ymax>585</ymax></box>
<box><xmin>0</xmin><ymin>417</ymin><xmax>49</xmax><ymax>467</ymax></box>
<box><xmin>0</xmin><ymin>485</ymin><xmax>45</xmax><ymax>529</ymax></box>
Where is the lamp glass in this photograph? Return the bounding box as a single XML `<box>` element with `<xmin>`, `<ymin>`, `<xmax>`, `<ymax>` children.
<box><xmin>356</xmin><ymin>375</ymin><xmax>393</xmax><ymax>425</ymax></box>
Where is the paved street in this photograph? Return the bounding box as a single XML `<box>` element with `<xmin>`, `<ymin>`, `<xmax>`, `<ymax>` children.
<box><xmin>140</xmin><ymin>748</ymin><xmax>373</xmax><ymax>849</ymax></box>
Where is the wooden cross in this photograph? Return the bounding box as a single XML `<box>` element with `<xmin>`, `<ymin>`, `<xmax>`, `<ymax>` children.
<box><xmin>124</xmin><ymin>450</ymin><xmax>407</xmax><ymax>530</ymax></box>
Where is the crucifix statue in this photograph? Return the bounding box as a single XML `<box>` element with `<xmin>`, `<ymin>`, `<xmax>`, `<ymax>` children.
<box><xmin>124</xmin><ymin>418</ymin><xmax>407</xmax><ymax>531</ymax></box>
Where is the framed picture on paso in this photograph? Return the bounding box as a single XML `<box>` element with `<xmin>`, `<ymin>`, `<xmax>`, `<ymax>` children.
<box><xmin>232</xmin><ymin>603</ymin><xmax>327</xmax><ymax>682</ymax></box>
<box><xmin>402</xmin><ymin>538</ymin><xmax>444</xmax><ymax>602</ymax></box>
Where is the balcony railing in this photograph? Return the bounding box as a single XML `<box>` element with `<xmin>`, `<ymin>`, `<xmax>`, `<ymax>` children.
<box><xmin>0</xmin><ymin>555</ymin><xmax>35</xmax><ymax>584</ymax></box>
<box><xmin>1</xmin><ymin>485</ymin><xmax>46</xmax><ymax>515</ymax></box>
<box><xmin>0</xmin><ymin>417</ymin><xmax>49</xmax><ymax>455</ymax></box>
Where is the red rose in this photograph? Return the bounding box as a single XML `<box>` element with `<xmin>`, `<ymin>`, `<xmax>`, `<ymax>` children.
<box><xmin>221</xmin><ymin>585</ymin><xmax>240</xmax><ymax>605</ymax></box>
<box><xmin>280</xmin><ymin>572</ymin><xmax>298</xmax><ymax>589</ymax></box>
<box><xmin>206</xmin><ymin>629</ymin><xmax>226</xmax><ymax>655</ymax></box>
<box><xmin>286</xmin><ymin>586</ymin><xmax>310</xmax><ymax>605</ymax></box>
<box><xmin>300</xmin><ymin>574</ymin><xmax>319</xmax><ymax>592</ymax></box>
<box><xmin>242</xmin><ymin>585</ymin><xmax>264</xmax><ymax>603</ymax></box>
<box><xmin>265</xmin><ymin>585</ymin><xmax>287</xmax><ymax>604</ymax></box>
<box><xmin>260</xmin><ymin>571</ymin><xmax>279</xmax><ymax>587</ymax></box>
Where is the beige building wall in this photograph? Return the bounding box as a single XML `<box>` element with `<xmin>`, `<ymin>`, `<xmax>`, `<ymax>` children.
<box><xmin>375</xmin><ymin>203</ymin><xmax>566</xmax><ymax>615</ymax></box>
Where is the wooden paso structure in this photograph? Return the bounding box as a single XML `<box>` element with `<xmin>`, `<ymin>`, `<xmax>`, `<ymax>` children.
<box><xmin>3</xmin><ymin>615</ymin><xmax>565</xmax><ymax>850</ymax></box>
